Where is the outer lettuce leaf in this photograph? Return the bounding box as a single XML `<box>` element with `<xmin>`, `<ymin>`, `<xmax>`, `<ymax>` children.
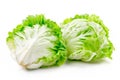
<box><xmin>63</xmin><ymin>14</ymin><xmax>109</xmax><ymax>37</ymax></box>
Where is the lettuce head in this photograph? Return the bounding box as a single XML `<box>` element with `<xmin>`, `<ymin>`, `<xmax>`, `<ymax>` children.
<box><xmin>61</xmin><ymin>14</ymin><xmax>114</xmax><ymax>62</ymax></box>
<box><xmin>6</xmin><ymin>14</ymin><xmax>67</xmax><ymax>69</ymax></box>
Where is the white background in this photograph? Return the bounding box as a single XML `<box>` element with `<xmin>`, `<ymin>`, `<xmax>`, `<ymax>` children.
<box><xmin>0</xmin><ymin>0</ymin><xmax>120</xmax><ymax>80</ymax></box>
